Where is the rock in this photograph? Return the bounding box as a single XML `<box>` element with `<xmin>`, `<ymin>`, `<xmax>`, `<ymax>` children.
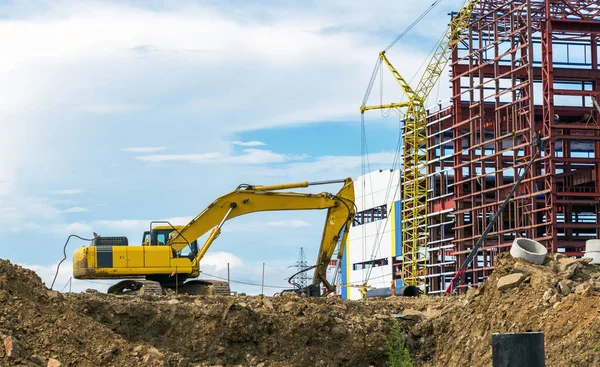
<box><xmin>549</xmin><ymin>294</ymin><xmax>561</xmax><ymax>305</ymax></box>
<box><xmin>394</xmin><ymin>314</ymin><xmax>421</xmax><ymax>322</ymax></box>
<box><xmin>147</xmin><ymin>347</ymin><xmax>163</xmax><ymax>357</ymax></box>
<box><xmin>560</xmin><ymin>262</ymin><xmax>580</xmax><ymax>279</ymax></box>
<box><xmin>465</xmin><ymin>287</ymin><xmax>478</xmax><ymax>300</ymax></box>
<box><xmin>4</xmin><ymin>335</ymin><xmax>21</xmax><ymax>358</ymax></box>
<box><xmin>558</xmin><ymin>257</ymin><xmax>577</xmax><ymax>272</ymax></box>
<box><xmin>30</xmin><ymin>354</ymin><xmax>45</xmax><ymax>366</ymax></box>
<box><xmin>334</xmin><ymin>317</ymin><xmax>345</xmax><ymax>324</ymax></box>
<box><xmin>331</xmin><ymin>325</ymin><xmax>347</xmax><ymax>339</ymax></box>
<box><xmin>238</xmin><ymin>302</ymin><xmax>247</xmax><ymax>308</ymax></box>
<box><xmin>575</xmin><ymin>283</ymin><xmax>588</xmax><ymax>294</ymax></box>
<box><xmin>47</xmin><ymin>358</ymin><xmax>62</xmax><ymax>367</ymax></box>
<box><xmin>558</xmin><ymin>279</ymin><xmax>574</xmax><ymax>295</ymax></box>
<box><xmin>133</xmin><ymin>345</ymin><xmax>144</xmax><ymax>353</ymax></box>
<box><xmin>262</xmin><ymin>298</ymin><xmax>274</xmax><ymax>310</ymax></box>
<box><xmin>177</xmin><ymin>357</ymin><xmax>190</xmax><ymax>367</ymax></box>
<box><xmin>543</xmin><ymin>289</ymin><xmax>554</xmax><ymax>303</ymax></box>
<box><xmin>497</xmin><ymin>273</ymin><xmax>525</xmax><ymax>291</ymax></box>
<box><xmin>46</xmin><ymin>290</ymin><xmax>62</xmax><ymax>299</ymax></box>
<box><xmin>167</xmin><ymin>299</ymin><xmax>180</xmax><ymax>305</ymax></box>
<box><xmin>513</xmin><ymin>262</ymin><xmax>545</xmax><ymax>277</ymax></box>
<box><xmin>283</xmin><ymin>302</ymin><xmax>295</xmax><ymax>312</ymax></box>
<box><xmin>142</xmin><ymin>354</ymin><xmax>155</xmax><ymax>365</ymax></box>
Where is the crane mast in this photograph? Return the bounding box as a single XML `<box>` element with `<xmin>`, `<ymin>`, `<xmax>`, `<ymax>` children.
<box><xmin>360</xmin><ymin>0</ymin><xmax>478</xmax><ymax>292</ymax></box>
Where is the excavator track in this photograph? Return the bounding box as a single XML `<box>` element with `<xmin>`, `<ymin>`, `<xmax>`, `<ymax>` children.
<box><xmin>178</xmin><ymin>280</ymin><xmax>231</xmax><ymax>296</ymax></box>
<box><xmin>107</xmin><ymin>280</ymin><xmax>164</xmax><ymax>296</ymax></box>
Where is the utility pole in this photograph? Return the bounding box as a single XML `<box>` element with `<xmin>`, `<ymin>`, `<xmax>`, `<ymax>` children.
<box><xmin>227</xmin><ymin>262</ymin><xmax>230</xmax><ymax>288</ymax></box>
<box><xmin>261</xmin><ymin>262</ymin><xmax>265</xmax><ymax>295</ymax></box>
<box><xmin>290</xmin><ymin>247</ymin><xmax>310</xmax><ymax>289</ymax></box>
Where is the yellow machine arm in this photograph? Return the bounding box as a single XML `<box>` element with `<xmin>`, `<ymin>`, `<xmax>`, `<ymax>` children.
<box><xmin>415</xmin><ymin>0</ymin><xmax>479</xmax><ymax>98</ymax></box>
<box><xmin>360</xmin><ymin>0</ymin><xmax>478</xmax><ymax>291</ymax></box>
<box><xmin>167</xmin><ymin>178</ymin><xmax>356</xmax><ymax>294</ymax></box>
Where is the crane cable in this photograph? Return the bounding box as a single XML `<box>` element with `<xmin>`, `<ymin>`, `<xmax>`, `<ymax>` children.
<box><xmin>361</xmin><ymin>0</ymin><xmax>445</xmax><ymax>108</ymax></box>
<box><xmin>358</xmin><ymin>0</ymin><xmax>445</xmax><ymax>288</ymax></box>
<box><xmin>384</xmin><ymin>0</ymin><xmax>445</xmax><ymax>52</ymax></box>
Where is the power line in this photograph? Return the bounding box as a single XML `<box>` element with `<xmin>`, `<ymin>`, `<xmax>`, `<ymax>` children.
<box><xmin>201</xmin><ymin>272</ymin><xmax>290</xmax><ymax>289</ymax></box>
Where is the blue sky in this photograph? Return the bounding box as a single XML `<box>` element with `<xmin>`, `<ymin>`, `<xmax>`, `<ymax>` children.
<box><xmin>0</xmin><ymin>0</ymin><xmax>458</xmax><ymax>294</ymax></box>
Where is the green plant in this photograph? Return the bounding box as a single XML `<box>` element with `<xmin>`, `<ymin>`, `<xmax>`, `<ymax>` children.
<box><xmin>385</xmin><ymin>319</ymin><xmax>413</xmax><ymax>367</ymax></box>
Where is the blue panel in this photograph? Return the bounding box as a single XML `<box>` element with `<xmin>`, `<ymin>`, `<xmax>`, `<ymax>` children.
<box><xmin>395</xmin><ymin>200</ymin><xmax>403</xmax><ymax>287</ymax></box>
<box><xmin>395</xmin><ymin>201</ymin><xmax>402</xmax><ymax>256</ymax></box>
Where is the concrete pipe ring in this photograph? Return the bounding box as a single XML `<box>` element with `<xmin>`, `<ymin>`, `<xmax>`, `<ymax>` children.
<box><xmin>585</xmin><ymin>239</ymin><xmax>600</xmax><ymax>253</ymax></box>
<box><xmin>584</xmin><ymin>251</ymin><xmax>600</xmax><ymax>264</ymax></box>
<box><xmin>510</xmin><ymin>238</ymin><xmax>547</xmax><ymax>265</ymax></box>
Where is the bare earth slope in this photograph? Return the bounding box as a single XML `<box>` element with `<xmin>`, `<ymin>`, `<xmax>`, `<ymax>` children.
<box><xmin>3</xmin><ymin>255</ymin><xmax>600</xmax><ymax>366</ymax></box>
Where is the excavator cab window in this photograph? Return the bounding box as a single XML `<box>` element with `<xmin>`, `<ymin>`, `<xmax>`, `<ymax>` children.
<box><xmin>177</xmin><ymin>240</ymin><xmax>198</xmax><ymax>260</ymax></box>
<box><xmin>150</xmin><ymin>229</ymin><xmax>173</xmax><ymax>246</ymax></box>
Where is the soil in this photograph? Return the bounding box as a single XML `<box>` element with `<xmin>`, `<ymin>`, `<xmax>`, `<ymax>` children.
<box><xmin>2</xmin><ymin>254</ymin><xmax>600</xmax><ymax>366</ymax></box>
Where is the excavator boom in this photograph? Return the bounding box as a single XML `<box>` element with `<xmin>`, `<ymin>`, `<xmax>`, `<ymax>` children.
<box><xmin>73</xmin><ymin>178</ymin><xmax>355</xmax><ymax>296</ymax></box>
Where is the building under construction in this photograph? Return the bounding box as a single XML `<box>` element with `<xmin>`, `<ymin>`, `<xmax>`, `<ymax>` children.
<box><xmin>343</xmin><ymin>0</ymin><xmax>600</xmax><ymax>298</ymax></box>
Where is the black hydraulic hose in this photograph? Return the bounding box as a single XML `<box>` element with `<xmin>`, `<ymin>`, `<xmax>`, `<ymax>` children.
<box><xmin>51</xmin><ymin>234</ymin><xmax>96</xmax><ymax>290</ymax></box>
<box><xmin>287</xmin><ymin>264</ymin><xmax>319</xmax><ymax>289</ymax></box>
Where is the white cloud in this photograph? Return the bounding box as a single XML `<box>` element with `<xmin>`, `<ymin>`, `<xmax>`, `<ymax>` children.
<box><xmin>0</xmin><ymin>1</ymin><xmax>452</xmax><ymax>277</ymax></box>
<box><xmin>136</xmin><ymin>152</ymin><xmax>223</xmax><ymax>163</ymax></box>
<box><xmin>121</xmin><ymin>147</ymin><xmax>166</xmax><ymax>153</ymax></box>
<box><xmin>199</xmin><ymin>251</ymin><xmax>244</xmax><ymax>272</ymax></box>
<box><xmin>62</xmin><ymin>207</ymin><xmax>90</xmax><ymax>213</ymax></box>
<box><xmin>258</xmin><ymin>151</ymin><xmax>399</xmax><ymax>179</ymax></box>
<box><xmin>266</xmin><ymin>220</ymin><xmax>311</xmax><ymax>228</ymax></box>
<box><xmin>50</xmin><ymin>188</ymin><xmax>86</xmax><ymax>195</ymax></box>
<box><xmin>232</xmin><ymin>141</ymin><xmax>266</xmax><ymax>147</ymax></box>
<box><xmin>136</xmin><ymin>149</ymin><xmax>307</xmax><ymax>165</ymax></box>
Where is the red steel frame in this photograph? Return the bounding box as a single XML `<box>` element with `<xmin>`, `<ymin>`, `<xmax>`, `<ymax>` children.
<box><xmin>425</xmin><ymin>0</ymin><xmax>600</xmax><ymax>293</ymax></box>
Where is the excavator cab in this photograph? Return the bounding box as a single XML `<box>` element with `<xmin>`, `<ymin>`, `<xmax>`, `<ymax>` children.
<box><xmin>142</xmin><ymin>226</ymin><xmax>199</xmax><ymax>259</ymax></box>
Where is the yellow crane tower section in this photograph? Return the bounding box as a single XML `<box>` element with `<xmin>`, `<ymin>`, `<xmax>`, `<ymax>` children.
<box><xmin>360</xmin><ymin>0</ymin><xmax>478</xmax><ymax>292</ymax></box>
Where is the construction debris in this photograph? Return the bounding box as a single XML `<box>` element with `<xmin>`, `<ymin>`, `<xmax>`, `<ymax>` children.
<box><xmin>416</xmin><ymin>253</ymin><xmax>600</xmax><ymax>366</ymax></box>
<box><xmin>0</xmin><ymin>259</ymin><xmax>452</xmax><ymax>367</ymax></box>
<box><xmin>5</xmin><ymin>255</ymin><xmax>600</xmax><ymax>366</ymax></box>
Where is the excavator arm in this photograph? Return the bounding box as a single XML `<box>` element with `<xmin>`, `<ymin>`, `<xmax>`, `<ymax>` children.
<box><xmin>167</xmin><ymin>178</ymin><xmax>356</xmax><ymax>294</ymax></box>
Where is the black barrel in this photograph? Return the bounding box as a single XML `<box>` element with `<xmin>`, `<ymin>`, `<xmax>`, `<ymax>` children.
<box><xmin>492</xmin><ymin>332</ymin><xmax>545</xmax><ymax>367</ymax></box>
<box><xmin>396</xmin><ymin>285</ymin><xmax>419</xmax><ymax>297</ymax></box>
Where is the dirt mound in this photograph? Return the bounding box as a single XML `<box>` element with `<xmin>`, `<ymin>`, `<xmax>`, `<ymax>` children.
<box><xmin>414</xmin><ymin>253</ymin><xmax>600</xmax><ymax>366</ymax></box>
<box><xmin>0</xmin><ymin>258</ymin><xmax>453</xmax><ymax>367</ymax></box>
<box><xmin>0</xmin><ymin>259</ymin><xmax>182</xmax><ymax>367</ymax></box>
<box><xmin>6</xmin><ymin>254</ymin><xmax>600</xmax><ymax>366</ymax></box>
<box><xmin>68</xmin><ymin>292</ymin><xmax>455</xmax><ymax>366</ymax></box>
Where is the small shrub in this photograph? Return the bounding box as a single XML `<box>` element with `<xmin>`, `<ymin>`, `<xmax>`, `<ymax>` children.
<box><xmin>386</xmin><ymin>319</ymin><xmax>413</xmax><ymax>367</ymax></box>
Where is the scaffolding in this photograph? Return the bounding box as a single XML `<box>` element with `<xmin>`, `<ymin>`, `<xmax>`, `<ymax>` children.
<box><xmin>425</xmin><ymin>0</ymin><xmax>600</xmax><ymax>293</ymax></box>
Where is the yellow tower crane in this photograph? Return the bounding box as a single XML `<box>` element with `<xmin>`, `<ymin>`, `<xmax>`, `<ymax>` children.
<box><xmin>360</xmin><ymin>0</ymin><xmax>478</xmax><ymax>292</ymax></box>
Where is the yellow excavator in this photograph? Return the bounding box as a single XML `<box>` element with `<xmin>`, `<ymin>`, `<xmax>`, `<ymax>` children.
<box><xmin>73</xmin><ymin>178</ymin><xmax>355</xmax><ymax>296</ymax></box>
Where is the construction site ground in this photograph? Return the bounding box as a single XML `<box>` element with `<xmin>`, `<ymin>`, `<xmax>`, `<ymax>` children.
<box><xmin>2</xmin><ymin>253</ymin><xmax>600</xmax><ymax>367</ymax></box>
